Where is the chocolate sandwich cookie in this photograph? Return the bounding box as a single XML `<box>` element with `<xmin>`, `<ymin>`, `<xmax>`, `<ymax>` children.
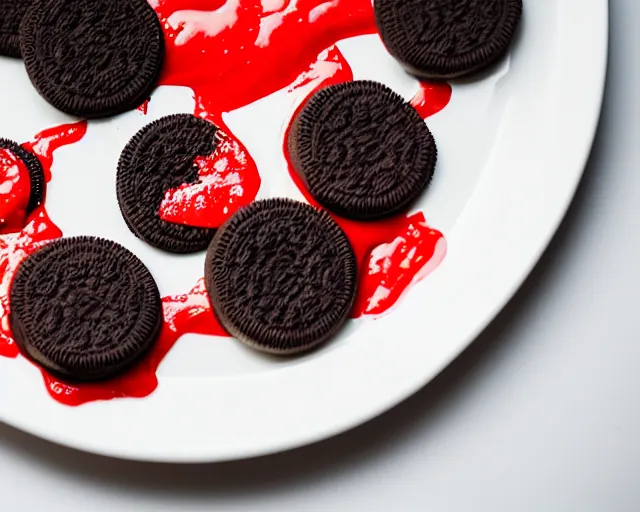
<box><xmin>117</xmin><ymin>114</ymin><xmax>218</xmax><ymax>254</ymax></box>
<box><xmin>374</xmin><ymin>0</ymin><xmax>522</xmax><ymax>79</ymax></box>
<box><xmin>20</xmin><ymin>0</ymin><xmax>164</xmax><ymax>118</ymax></box>
<box><xmin>0</xmin><ymin>0</ymin><xmax>32</xmax><ymax>57</ymax></box>
<box><xmin>9</xmin><ymin>236</ymin><xmax>162</xmax><ymax>380</ymax></box>
<box><xmin>288</xmin><ymin>80</ymin><xmax>437</xmax><ymax>220</ymax></box>
<box><xmin>0</xmin><ymin>138</ymin><xmax>45</xmax><ymax>215</ymax></box>
<box><xmin>205</xmin><ymin>198</ymin><xmax>357</xmax><ymax>355</ymax></box>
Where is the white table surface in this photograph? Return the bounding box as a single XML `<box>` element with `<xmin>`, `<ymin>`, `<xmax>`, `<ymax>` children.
<box><xmin>0</xmin><ymin>2</ymin><xmax>636</xmax><ymax>510</ymax></box>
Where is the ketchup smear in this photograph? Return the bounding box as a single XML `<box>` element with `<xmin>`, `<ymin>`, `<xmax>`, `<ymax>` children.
<box><xmin>0</xmin><ymin>0</ymin><xmax>453</xmax><ymax>406</ymax></box>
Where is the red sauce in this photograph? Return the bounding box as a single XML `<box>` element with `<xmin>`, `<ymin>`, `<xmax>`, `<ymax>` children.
<box><xmin>0</xmin><ymin>0</ymin><xmax>453</xmax><ymax>405</ymax></box>
<box><xmin>410</xmin><ymin>81</ymin><xmax>453</xmax><ymax>120</ymax></box>
<box><xmin>22</xmin><ymin>123</ymin><xmax>88</xmax><ymax>181</ymax></box>
<box><xmin>0</xmin><ymin>149</ymin><xmax>31</xmax><ymax>234</ymax></box>
<box><xmin>137</xmin><ymin>100</ymin><xmax>150</xmax><ymax>115</ymax></box>
<box><xmin>153</xmin><ymin>0</ymin><xmax>377</xmax><ymax>115</ymax></box>
<box><xmin>351</xmin><ymin>217</ymin><xmax>446</xmax><ymax>316</ymax></box>
<box><xmin>158</xmin><ymin>123</ymin><xmax>261</xmax><ymax>228</ymax></box>
<box><xmin>288</xmin><ymin>44</ymin><xmax>354</xmax><ymax>92</ymax></box>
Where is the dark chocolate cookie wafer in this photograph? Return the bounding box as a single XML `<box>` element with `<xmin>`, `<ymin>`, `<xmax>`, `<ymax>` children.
<box><xmin>117</xmin><ymin>114</ymin><xmax>218</xmax><ymax>254</ymax></box>
<box><xmin>9</xmin><ymin>236</ymin><xmax>162</xmax><ymax>380</ymax></box>
<box><xmin>0</xmin><ymin>138</ymin><xmax>45</xmax><ymax>215</ymax></box>
<box><xmin>0</xmin><ymin>0</ymin><xmax>32</xmax><ymax>57</ymax></box>
<box><xmin>205</xmin><ymin>198</ymin><xmax>357</xmax><ymax>355</ymax></box>
<box><xmin>288</xmin><ymin>81</ymin><xmax>437</xmax><ymax>220</ymax></box>
<box><xmin>20</xmin><ymin>0</ymin><xmax>164</xmax><ymax>118</ymax></box>
<box><xmin>374</xmin><ymin>0</ymin><xmax>522</xmax><ymax>79</ymax></box>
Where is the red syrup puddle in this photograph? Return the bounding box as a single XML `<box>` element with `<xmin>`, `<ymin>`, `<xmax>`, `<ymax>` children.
<box><xmin>152</xmin><ymin>0</ymin><xmax>378</xmax><ymax>114</ymax></box>
<box><xmin>23</xmin><ymin>123</ymin><xmax>88</xmax><ymax>181</ymax></box>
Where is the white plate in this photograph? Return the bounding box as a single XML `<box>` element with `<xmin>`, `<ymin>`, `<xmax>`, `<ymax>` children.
<box><xmin>0</xmin><ymin>0</ymin><xmax>607</xmax><ymax>462</ymax></box>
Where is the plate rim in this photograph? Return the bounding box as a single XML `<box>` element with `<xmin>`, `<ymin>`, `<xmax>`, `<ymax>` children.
<box><xmin>0</xmin><ymin>0</ymin><xmax>609</xmax><ymax>462</ymax></box>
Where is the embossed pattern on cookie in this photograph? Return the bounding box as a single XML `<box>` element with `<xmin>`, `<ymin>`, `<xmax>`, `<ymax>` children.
<box><xmin>9</xmin><ymin>236</ymin><xmax>162</xmax><ymax>380</ymax></box>
<box><xmin>205</xmin><ymin>198</ymin><xmax>357</xmax><ymax>355</ymax></box>
<box><xmin>20</xmin><ymin>0</ymin><xmax>164</xmax><ymax>117</ymax></box>
<box><xmin>288</xmin><ymin>80</ymin><xmax>437</xmax><ymax>220</ymax></box>
<box><xmin>374</xmin><ymin>0</ymin><xmax>522</xmax><ymax>79</ymax></box>
<box><xmin>0</xmin><ymin>0</ymin><xmax>33</xmax><ymax>57</ymax></box>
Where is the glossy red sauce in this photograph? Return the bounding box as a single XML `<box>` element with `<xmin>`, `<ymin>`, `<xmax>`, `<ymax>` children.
<box><xmin>410</xmin><ymin>81</ymin><xmax>453</xmax><ymax>120</ymax></box>
<box><xmin>22</xmin><ymin>123</ymin><xmax>88</xmax><ymax>182</ymax></box>
<box><xmin>0</xmin><ymin>0</ymin><xmax>452</xmax><ymax>405</ymax></box>
<box><xmin>0</xmin><ymin>149</ymin><xmax>31</xmax><ymax>234</ymax></box>
<box><xmin>137</xmin><ymin>99</ymin><xmax>150</xmax><ymax>115</ymax></box>
<box><xmin>158</xmin><ymin>123</ymin><xmax>261</xmax><ymax>228</ymax></box>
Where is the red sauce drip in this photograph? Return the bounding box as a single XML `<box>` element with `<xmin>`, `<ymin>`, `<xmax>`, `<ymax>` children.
<box><xmin>43</xmin><ymin>279</ymin><xmax>230</xmax><ymax>406</ymax></box>
<box><xmin>158</xmin><ymin>124</ymin><xmax>261</xmax><ymax>228</ymax></box>
<box><xmin>0</xmin><ymin>149</ymin><xmax>31</xmax><ymax>234</ymax></box>
<box><xmin>287</xmin><ymin>44</ymin><xmax>354</xmax><ymax>92</ymax></box>
<box><xmin>351</xmin><ymin>217</ymin><xmax>446</xmax><ymax>316</ymax></box>
<box><xmin>410</xmin><ymin>82</ymin><xmax>453</xmax><ymax>120</ymax></box>
<box><xmin>23</xmin><ymin>123</ymin><xmax>88</xmax><ymax>181</ymax></box>
<box><xmin>137</xmin><ymin>99</ymin><xmax>150</xmax><ymax>115</ymax></box>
